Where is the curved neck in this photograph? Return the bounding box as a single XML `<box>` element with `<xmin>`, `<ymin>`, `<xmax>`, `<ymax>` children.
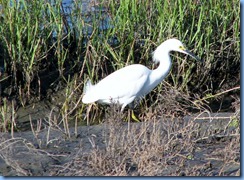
<box><xmin>140</xmin><ymin>50</ymin><xmax>172</xmax><ymax>97</ymax></box>
<box><xmin>150</xmin><ymin>52</ymin><xmax>172</xmax><ymax>84</ymax></box>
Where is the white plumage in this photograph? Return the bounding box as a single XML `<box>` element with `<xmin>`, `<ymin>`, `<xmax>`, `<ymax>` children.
<box><xmin>82</xmin><ymin>38</ymin><xmax>201</xmax><ymax>111</ymax></box>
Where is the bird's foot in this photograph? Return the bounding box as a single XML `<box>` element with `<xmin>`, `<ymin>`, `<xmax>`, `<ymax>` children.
<box><xmin>130</xmin><ymin>110</ymin><xmax>140</xmax><ymax>122</ymax></box>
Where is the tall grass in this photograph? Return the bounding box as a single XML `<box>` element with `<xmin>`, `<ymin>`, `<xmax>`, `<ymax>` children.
<box><xmin>83</xmin><ymin>0</ymin><xmax>239</xmax><ymax>118</ymax></box>
<box><xmin>0</xmin><ymin>0</ymin><xmax>78</xmax><ymax>102</ymax></box>
<box><xmin>0</xmin><ymin>0</ymin><xmax>240</xmax><ymax>129</ymax></box>
<box><xmin>104</xmin><ymin>0</ymin><xmax>240</xmax><ymax>92</ymax></box>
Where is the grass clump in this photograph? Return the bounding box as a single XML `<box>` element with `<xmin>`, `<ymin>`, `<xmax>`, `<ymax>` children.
<box><xmin>82</xmin><ymin>0</ymin><xmax>240</xmax><ymax>122</ymax></box>
<box><xmin>0</xmin><ymin>0</ymin><xmax>240</xmax><ymax>176</ymax></box>
<box><xmin>0</xmin><ymin>0</ymin><xmax>81</xmax><ymax>103</ymax></box>
<box><xmin>0</xmin><ymin>0</ymin><xmax>240</xmax><ymax>128</ymax></box>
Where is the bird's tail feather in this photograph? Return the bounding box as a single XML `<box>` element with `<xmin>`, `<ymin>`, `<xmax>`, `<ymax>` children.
<box><xmin>82</xmin><ymin>80</ymin><xmax>96</xmax><ymax>103</ymax></box>
<box><xmin>84</xmin><ymin>80</ymin><xmax>93</xmax><ymax>94</ymax></box>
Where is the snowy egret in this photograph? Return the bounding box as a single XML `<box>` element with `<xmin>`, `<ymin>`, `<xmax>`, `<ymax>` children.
<box><xmin>82</xmin><ymin>38</ymin><xmax>202</xmax><ymax>118</ymax></box>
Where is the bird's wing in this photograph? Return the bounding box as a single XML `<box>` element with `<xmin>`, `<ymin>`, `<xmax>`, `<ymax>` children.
<box><xmin>86</xmin><ymin>64</ymin><xmax>150</xmax><ymax>103</ymax></box>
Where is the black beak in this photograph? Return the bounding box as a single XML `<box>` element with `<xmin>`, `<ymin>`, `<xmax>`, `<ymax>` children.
<box><xmin>184</xmin><ymin>50</ymin><xmax>203</xmax><ymax>63</ymax></box>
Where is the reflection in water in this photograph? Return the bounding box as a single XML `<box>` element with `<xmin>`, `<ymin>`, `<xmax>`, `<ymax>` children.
<box><xmin>61</xmin><ymin>0</ymin><xmax>112</xmax><ymax>38</ymax></box>
<box><xmin>1</xmin><ymin>0</ymin><xmax>114</xmax><ymax>43</ymax></box>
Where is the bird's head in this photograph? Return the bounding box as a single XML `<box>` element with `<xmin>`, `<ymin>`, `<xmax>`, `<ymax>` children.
<box><xmin>166</xmin><ymin>38</ymin><xmax>202</xmax><ymax>62</ymax></box>
<box><xmin>152</xmin><ymin>38</ymin><xmax>202</xmax><ymax>63</ymax></box>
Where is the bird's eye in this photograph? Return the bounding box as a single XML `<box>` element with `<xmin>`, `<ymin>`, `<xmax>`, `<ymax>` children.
<box><xmin>179</xmin><ymin>46</ymin><xmax>185</xmax><ymax>50</ymax></box>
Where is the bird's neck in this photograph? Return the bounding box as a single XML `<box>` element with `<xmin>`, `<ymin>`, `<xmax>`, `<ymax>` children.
<box><xmin>150</xmin><ymin>53</ymin><xmax>172</xmax><ymax>84</ymax></box>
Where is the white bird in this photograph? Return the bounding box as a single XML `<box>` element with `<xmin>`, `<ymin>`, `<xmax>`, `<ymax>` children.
<box><xmin>82</xmin><ymin>38</ymin><xmax>201</xmax><ymax>115</ymax></box>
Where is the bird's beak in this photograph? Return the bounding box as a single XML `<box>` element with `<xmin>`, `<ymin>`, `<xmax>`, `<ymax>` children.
<box><xmin>184</xmin><ymin>49</ymin><xmax>202</xmax><ymax>63</ymax></box>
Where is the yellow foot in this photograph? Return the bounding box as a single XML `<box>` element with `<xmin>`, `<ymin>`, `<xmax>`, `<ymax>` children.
<box><xmin>125</xmin><ymin>109</ymin><xmax>140</xmax><ymax>122</ymax></box>
<box><xmin>131</xmin><ymin>110</ymin><xmax>140</xmax><ymax>122</ymax></box>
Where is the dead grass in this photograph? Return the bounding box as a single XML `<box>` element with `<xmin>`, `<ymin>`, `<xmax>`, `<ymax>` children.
<box><xmin>0</xmin><ymin>95</ymin><xmax>240</xmax><ymax>176</ymax></box>
<box><xmin>53</xmin><ymin>110</ymin><xmax>240</xmax><ymax>176</ymax></box>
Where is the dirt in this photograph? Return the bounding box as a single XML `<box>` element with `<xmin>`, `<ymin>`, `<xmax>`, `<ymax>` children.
<box><xmin>0</xmin><ymin>52</ymin><xmax>240</xmax><ymax>176</ymax></box>
<box><xmin>0</xmin><ymin>112</ymin><xmax>240</xmax><ymax>176</ymax></box>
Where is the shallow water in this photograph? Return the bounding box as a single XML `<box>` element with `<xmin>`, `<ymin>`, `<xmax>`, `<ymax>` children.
<box><xmin>60</xmin><ymin>0</ymin><xmax>112</xmax><ymax>37</ymax></box>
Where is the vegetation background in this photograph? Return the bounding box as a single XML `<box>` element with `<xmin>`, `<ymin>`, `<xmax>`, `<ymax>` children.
<box><xmin>0</xmin><ymin>0</ymin><xmax>240</xmax><ymax>176</ymax></box>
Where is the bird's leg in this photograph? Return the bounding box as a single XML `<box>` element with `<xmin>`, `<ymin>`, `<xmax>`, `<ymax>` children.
<box><xmin>85</xmin><ymin>103</ymin><xmax>93</xmax><ymax>126</ymax></box>
<box><xmin>131</xmin><ymin>109</ymin><xmax>140</xmax><ymax>122</ymax></box>
<box><xmin>128</xmin><ymin>103</ymin><xmax>140</xmax><ymax>122</ymax></box>
<box><xmin>125</xmin><ymin>109</ymin><xmax>140</xmax><ymax>122</ymax></box>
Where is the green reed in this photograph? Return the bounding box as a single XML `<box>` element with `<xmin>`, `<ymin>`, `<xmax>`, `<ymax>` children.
<box><xmin>0</xmin><ymin>0</ymin><xmax>240</xmax><ymax>127</ymax></box>
<box><xmin>100</xmin><ymin>0</ymin><xmax>240</xmax><ymax>97</ymax></box>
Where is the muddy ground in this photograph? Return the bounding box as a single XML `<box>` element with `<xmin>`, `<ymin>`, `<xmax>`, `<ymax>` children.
<box><xmin>0</xmin><ymin>111</ymin><xmax>240</xmax><ymax>176</ymax></box>
<box><xmin>0</xmin><ymin>0</ymin><xmax>240</xmax><ymax>176</ymax></box>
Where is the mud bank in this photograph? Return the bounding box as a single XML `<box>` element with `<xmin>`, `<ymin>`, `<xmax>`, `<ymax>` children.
<box><xmin>0</xmin><ymin>112</ymin><xmax>240</xmax><ymax>176</ymax></box>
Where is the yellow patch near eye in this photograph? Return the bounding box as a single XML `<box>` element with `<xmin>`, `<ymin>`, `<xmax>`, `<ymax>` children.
<box><xmin>179</xmin><ymin>46</ymin><xmax>185</xmax><ymax>50</ymax></box>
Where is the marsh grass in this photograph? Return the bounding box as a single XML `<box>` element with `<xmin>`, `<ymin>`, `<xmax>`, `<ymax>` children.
<box><xmin>0</xmin><ymin>1</ymin><xmax>240</xmax><ymax>176</ymax></box>
<box><xmin>0</xmin><ymin>100</ymin><xmax>240</xmax><ymax>175</ymax></box>
<box><xmin>50</xmin><ymin>111</ymin><xmax>239</xmax><ymax>176</ymax></box>
<box><xmin>0</xmin><ymin>0</ymin><xmax>240</xmax><ymax>129</ymax></box>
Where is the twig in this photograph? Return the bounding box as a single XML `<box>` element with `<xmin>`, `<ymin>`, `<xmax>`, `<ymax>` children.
<box><xmin>194</xmin><ymin>86</ymin><xmax>240</xmax><ymax>103</ymax></box>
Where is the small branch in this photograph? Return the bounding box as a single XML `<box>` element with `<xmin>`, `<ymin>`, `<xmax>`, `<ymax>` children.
<box><xmin>194</xmin><ymin>86</ymin><xmax>240</xmax><ymax>103</ymax></box>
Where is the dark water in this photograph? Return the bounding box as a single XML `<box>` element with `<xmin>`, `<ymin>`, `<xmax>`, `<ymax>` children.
<box><xmin>61</xmin><ymin>0</ymin><xmax>112</xmax><ymax>37</ymax></box>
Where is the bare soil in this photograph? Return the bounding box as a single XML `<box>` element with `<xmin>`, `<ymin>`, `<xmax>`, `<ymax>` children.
<box><xmin>0</xmin><ymin>112</ymin><xmax>240</xmax><ymax>176</ymax></box>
